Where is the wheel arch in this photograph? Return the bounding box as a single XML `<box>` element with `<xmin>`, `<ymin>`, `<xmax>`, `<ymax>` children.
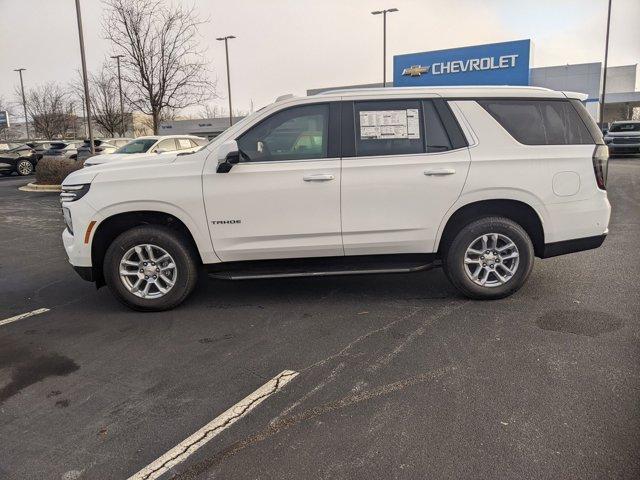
<box><xmin>436</xmin><ymin>199</ymin><xmax>545</xmax><ymax>257</ymax></box>
<box><xmin>91</xmin><ymin>210</ymin><xmax>203</xmax><ymax>287</ymax></box>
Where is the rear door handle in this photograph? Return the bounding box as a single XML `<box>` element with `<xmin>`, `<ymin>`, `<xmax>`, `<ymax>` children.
<box><xmin>303</xmin><ymin>173</ymin><xmax>335</xmax><ymax>182</ymax></box>
<box><xmin>424</xmin><ymin>168</ymin><xmax>456</xmax><ymax>176</ymax></box>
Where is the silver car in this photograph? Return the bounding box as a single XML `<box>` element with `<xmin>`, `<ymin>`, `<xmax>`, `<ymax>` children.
<box><xmin>76</xmin><ymin>138</ymin><xmax>132</xmax><ymax>162</ymax></box>
<box><xmin>41</xmin><ymin>141</ymin><xmax>81</xmax><ymax>161</ymax></box>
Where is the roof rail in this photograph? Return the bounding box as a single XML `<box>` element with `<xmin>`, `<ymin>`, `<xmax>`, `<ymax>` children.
<box><xmin>275</xmin><ymin>94</ymin><xmax>295</xmax><ymax>102</ymax></box>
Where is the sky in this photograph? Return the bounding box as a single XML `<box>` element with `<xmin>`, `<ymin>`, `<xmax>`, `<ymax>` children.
<box><xmin>0</xmin><ymin>0</ymin><xmax>639</xmax><ymax>119</ymax></box>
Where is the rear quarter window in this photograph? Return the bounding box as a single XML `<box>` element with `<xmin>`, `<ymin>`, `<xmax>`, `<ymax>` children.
<box><xmin>479</xmin><ymin>99</ymin><xmax>594</xmax><ymax>145</ymax></box>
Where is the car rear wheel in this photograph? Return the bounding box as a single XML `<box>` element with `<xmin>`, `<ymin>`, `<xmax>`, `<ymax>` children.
<box><xmin>16</xmin><ymin>160</ymin><xmax>34</xmax><ymax>176</ymax></box>
<box><xmin>443</xmin><ymin>216</ymin><xmax>534</xmax><ymax>300</ymax></box>
<box><xmin>104</xmin><ymin>225</ymin><xmax>199</xmax><ymax>311</ymax></box>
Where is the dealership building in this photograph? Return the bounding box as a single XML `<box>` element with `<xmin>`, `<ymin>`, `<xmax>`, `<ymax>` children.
<box><xmin>308</xmin><ymin>40</ymin><xmax>640</xmax><ymax>124</ymax></box>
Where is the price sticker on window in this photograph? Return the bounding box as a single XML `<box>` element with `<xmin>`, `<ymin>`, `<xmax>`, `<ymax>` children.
<box><xmin>359</xmin><ymin>109</ymin><xmax>420</xmax><ymax>140</ymax></box>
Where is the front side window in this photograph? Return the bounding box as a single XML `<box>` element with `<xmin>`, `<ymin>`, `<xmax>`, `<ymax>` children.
<box><xmin>115</xmin><ymin>139</ymin><xmax>158</xmax><ymax>154</ymax></box>
<box><xmin>154</xmin><ymin>139</ymin><xmax>178</xmax><ymax>152</ymax></box>
<box><xmin>237</xmin><ymin>104</ymin><xmax>329</xmax><ymax>162</ymax></box>
<box><xmin>479</xmin><ymin>99</ymin><xmax>593</xmax><ymax>145</ymax></box>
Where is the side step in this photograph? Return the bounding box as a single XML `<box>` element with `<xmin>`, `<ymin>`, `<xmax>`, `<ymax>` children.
<box><xmin>207</xmin><ymin>255</ymin><xmax>440</xmax><ymax>281</ymax></box>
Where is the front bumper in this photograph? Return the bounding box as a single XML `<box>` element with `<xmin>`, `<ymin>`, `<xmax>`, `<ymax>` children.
<box><xmin>73</xmin><ymin>265</ymin><xmax>95</xmax><ymax>282</ymax></box>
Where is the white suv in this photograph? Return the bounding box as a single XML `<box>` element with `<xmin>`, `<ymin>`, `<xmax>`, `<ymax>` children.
<box><xmin>60</xmin><ymin>86</ymin><xmax>611</xmax><ymax>311</ymax></box>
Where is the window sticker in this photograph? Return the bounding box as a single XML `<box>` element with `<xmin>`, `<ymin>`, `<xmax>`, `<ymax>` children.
<box><xmin>359</xmin><ymin>109</ymin><xmax>420</xmax><ymax>140</ymax></box>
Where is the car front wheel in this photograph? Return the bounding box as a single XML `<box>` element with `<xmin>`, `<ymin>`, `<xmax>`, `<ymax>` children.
<box><xmin>103</xmin><ymin>225</ymin><xmax>199</xmax><ymax>311</ymax></box>
<box><xmin>16</xmin><ymin>160</ymin><xmax>34</xmax><ymax>176</ymax></box>
<box><xmin>443</xmin><ymin>216</ymin><xmax>534</xmax><ymax>300</ymax></box>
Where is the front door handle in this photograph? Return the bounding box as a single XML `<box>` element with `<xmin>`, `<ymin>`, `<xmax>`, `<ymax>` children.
<box><xmin>424</xmin><ymin>168</ymin><xmax>456</xmax><ymax>176</ymax></box>
<box><xmin>303</xmin><ymin>173</ymin><xmax>335</xmax><ymax>182</ymax></box>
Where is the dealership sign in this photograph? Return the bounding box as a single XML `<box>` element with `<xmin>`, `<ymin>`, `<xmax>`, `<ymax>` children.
<box><xmin>393</xmin><ymin>40</ymin><xmax>531</xmax><ymax>87</ymax></box>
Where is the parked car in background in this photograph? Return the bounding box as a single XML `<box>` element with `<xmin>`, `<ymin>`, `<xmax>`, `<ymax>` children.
<box><xmin>41</xmin><ymin>141</ymin><xmax>81</xmax><ymax>161</ymax></box>
<box><xmin>0</xmin><ymin>142</ymin><xmax>21</xmax><ymax>153</ymax></box>
<box><xmin>604</xmin><ymin>121</ymin><xmax>640</xmax><ymax>156</ymax></box>
<box><xmin>83</xmin><ymin>135</ymin><xmax>206</xmax><ymax>166</ymax></box>
<box><xmin>0</xmin><ymin>144</ymin><xmax>39</xmax><ymax>176</ymax></box>
<box><xmin>76</xmin><ymin>138</ymin><xmax>132</xmax><ymax>162</ymax></box>
<box><xmin>25</xmin><ymin>141</ymin><xmax>53</xmax><ymax>162</ymax></box>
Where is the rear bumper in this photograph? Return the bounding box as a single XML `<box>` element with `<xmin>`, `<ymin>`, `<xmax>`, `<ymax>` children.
<box><xmin>608</xmin><ymin>144</ymin><xmax>640</xmax><ymax>154</ymax></box>
<box><xmin>541</xmin><ymin>234</ymin><xmax>606</xmax><ymax>258</ymax></box>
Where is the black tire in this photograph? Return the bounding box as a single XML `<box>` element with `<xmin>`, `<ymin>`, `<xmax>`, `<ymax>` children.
<box><xmin>104</xmin><ymin>225</ymin><xmax>199</xmax><ymax>311</ymax></box>
<box><xmin>16</xmin><ymin>159</ymin><xmax>34</xmax><ymax>176</ymax></box>
<box><xmin>442</xmin><ymin>216</ymin><xmax>534</xmax><ymax>300</ymax></box>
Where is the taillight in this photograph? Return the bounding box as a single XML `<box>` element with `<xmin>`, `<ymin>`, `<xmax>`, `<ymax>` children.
<box><xmin>592</xmin><ymin>145</ymin><xmax>609</xmax><ymax>190</ymax></box>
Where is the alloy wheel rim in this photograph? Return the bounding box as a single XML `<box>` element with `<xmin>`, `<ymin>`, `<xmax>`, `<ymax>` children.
<box><xmin>119</xmin><ymin>244</ymin><xmax>177</xmax><ymax>299</ymax></box>
<box><xmin>463</xmin><ymin>233</ymin><xmax>520</xmax><ymax>287</ymax></box>
<box><xmin>18</xmin><ymin>161</ymin><xmax>32</xmax><ymax>175</ymax></box>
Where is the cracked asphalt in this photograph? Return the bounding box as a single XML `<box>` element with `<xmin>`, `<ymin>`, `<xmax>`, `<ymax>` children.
<box><xmin>0</xmin><ymin>158</ymin><xmax>639</xmax><ymax>480</ymax></box>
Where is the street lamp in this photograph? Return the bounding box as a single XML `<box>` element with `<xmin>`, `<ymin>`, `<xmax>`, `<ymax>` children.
<box><xmin>371</xmin><ymin>8</ymin><xmax>398</xmax><ymax>87</ymax></box>
<box><xmin>74</xmin><ymin>0</ymin><xmax>95</xmax><ymax>154</ymax></box>
<box><xmin>599</xmin><ymin>0</ymin><xmax>613</xmax><ymax>127</ymax></box>
<box><xmin>13</xmin><ymin>68</ymin><xmax>30</xmax><ymax>141</ymax></box>
<box><xmin>216</xmin><ymin>35</ymin><xmax>236</xmax><ymax>126</ymax></box>
<box><xmin>111</xmin><ymin>54</ymin><xmax>126</xmax><ymax>136</ymax></box>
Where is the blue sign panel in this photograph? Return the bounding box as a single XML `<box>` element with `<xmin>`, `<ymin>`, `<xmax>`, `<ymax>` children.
<box><xmin>393</xmin><ymin>40</ymin><xmax>531</xmax><ymax>87</ymax></box>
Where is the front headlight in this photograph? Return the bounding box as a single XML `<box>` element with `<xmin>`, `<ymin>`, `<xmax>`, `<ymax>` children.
<box><xmin>60</xmin><ymin>183</ymin><xmax>91</xmax><ymax>203</ymax></box>
<box><xmin>62</xmin><ymin>206</ymin><xmax>73</xmax><ymax>234</ymax></box>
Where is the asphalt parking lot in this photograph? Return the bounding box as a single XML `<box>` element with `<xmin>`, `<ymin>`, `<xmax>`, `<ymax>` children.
<box><xmin>1</xmin><ymin>159</ymin><xmax>639</xmax><ymax>480</ymax></box>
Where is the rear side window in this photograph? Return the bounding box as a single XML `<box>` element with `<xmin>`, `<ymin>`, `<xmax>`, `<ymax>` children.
<box><xmin>609</xmin><ymin>122</ymin><xmax>640</xmax><ymax>133</ymax></box>
<box><xmin>354</xmin><ymin>100</ymin><xmax>424</xmax><ymax>157</ymax></box>
<box><xmin>479</xmin><ymin>99</ymin><xmax>594</xmax><ymax>145</ymax></box>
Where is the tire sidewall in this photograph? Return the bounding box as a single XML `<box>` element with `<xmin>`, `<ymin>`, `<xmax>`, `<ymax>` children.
<box><xmin>104</xmin><ymin>226</ymin><xmax>198</xmax><ymax>311</ymax></box>
<box><xmin>444</xmin><ymin>217</ymin><xmax>534</xmax><ymax>299</ymax></box>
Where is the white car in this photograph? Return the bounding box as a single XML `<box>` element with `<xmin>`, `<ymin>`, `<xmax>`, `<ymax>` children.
<box><xmin>60</xmin><ymin>86</ymin><xmax>610</xmax><ymax>311</ymax></box>
<box><xmin>83</xmin><ymin>135</ymin><xmax>207</xmax><ymax>166</ymax></box>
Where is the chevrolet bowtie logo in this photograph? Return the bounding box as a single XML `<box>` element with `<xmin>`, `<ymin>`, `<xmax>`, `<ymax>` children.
<box><xmin>402</xmin><ymin>65</ymin><xmax>429</xmax><ymax>76</ymax></box>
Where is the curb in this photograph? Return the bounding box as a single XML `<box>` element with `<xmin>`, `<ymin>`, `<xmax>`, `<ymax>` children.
<box><xmin>19</xmin><ymin>182</ymin><xmax>62</xmax><ymax>192</ymax></box>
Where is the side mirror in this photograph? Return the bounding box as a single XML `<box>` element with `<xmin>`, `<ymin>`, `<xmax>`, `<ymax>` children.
<box><xmin>155</xmin><ymin>149</ymin><xmax>167</xmax><ymax>154</ymax></box>
<box><xmin>216</xmin><ymin>140</ymin><xmax>241</xmax><ymax>173</ymax></box>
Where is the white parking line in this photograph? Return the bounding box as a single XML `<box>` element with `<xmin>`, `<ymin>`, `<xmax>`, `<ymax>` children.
<box><xmin>0</xmin><ymin>308</ymin><xmax>50</xmax><ymax>327</ymax></box>
<box><xmin>128</xmin><ymin>369</ymin><xmax>299</xmax><ymax>480</ymax></box>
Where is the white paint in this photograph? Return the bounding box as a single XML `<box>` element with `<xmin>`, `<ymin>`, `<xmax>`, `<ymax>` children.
<box><xmin>128</xmin><ymin>369</ymin><xmax>298</xmax><ymax>480</ymax></box>
<box><xmin>0</xmin><ymin>308</ymin><xmax>49</xmax><ymax>327</ymax></box>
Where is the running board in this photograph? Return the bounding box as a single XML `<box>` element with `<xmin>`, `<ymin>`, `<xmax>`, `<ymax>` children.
<box><xmin>208</xmin><ymin>259</ymin><xmax>439</xmax><ymax>281</ymax></box>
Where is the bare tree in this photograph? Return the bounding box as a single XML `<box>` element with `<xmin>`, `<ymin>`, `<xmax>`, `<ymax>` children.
<box><xmin>199</xmin><ymin>104</ymin><xmax>221</xmax><ymax>118</ymax></box>
<box><xmin>103</xmin><ymin>0</ymin><xmax>216</xmax><ymax>134</ymax></box>
<box><xmin>19</xmin><ymin>83</ymin><xmax>75</xmax><ymax>139</ymax></box>
<box><xmin>72</xmin><ymin>67</ymin><xmax>128</xmax><ymax>137</ymax></box>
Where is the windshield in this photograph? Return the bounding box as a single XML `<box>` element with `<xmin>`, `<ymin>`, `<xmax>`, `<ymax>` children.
<box><xmin>9</xmin><ymin>144</ymin><xmax>30</xmax><ymax>152</ymax></box>
<box><xmin>609</xmin><ymin>123</ymin><xmax>640</xmax><ymax>133</ymax></box>
<box><xmin>115</xmin><ymin>139</ymin><xmax>158</xmax><ymax>154</ymax></box>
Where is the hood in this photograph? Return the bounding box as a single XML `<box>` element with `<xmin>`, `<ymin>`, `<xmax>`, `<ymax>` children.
<box><xmin>65</xmin><ymin>153</ymin><xmax>178</xmax><ymax>186</ymax></box>
<box><xmin>84</xmin><ymin>152</ymin><xmax>150</xmax><ymax>165</ymax></box>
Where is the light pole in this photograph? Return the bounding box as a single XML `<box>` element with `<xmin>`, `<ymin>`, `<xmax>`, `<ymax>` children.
<box><xmin>111</xmin><ymin>54</ymin><xmax>126</xmax><ymax>136</ymax></box>
<box><xmin>371</xmin><ymin>8</ymin><xmax>398</xmax><ymax>87</ymax></box>
<box><xmin>599</xmin><ymin>0</ymin><xmax>613</xmax><ymax>128</ymax></box>
<box><xmin>74</xmin><ymin>0</ymin><xmax>95</xmax><ymax>154</ymax></box>
<box><xmin>13</xmin><ymin>68</ymin><xmax>30</xmax><ymax>140</ymax></box>
<box><xmin>216</xmin><ymin>35</ymin><xmax>236</xmax><ymax>126</ymax></box>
